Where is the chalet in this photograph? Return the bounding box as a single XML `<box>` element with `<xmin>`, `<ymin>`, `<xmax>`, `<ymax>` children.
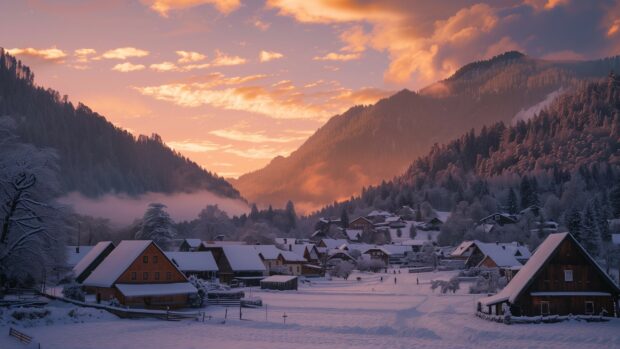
<box><xmin>465</xmin><ymin>241</ymin><xmax>531</xmax><ymax>269</ymax></box>
<box><xmin>363</xmin><ymin>247</ymin><xmax>390</xmax><ymax>266</ymax></box>
<box><xmin>327</xmin><ymin>250</ymin><xmax>355</xmax><ymax>263</ymax></box>
<box><xmin>201</xmin><ymin>245</ymin><xmax>266</xmax><ymax>285</ymax></box>
<box><xmin>520</xmin><ymin>205</ymin><xmax>542</xmax><ymax>217</ymax></box>
<box><xmin>397</xmin><ymin>206</ymin><xmax>415</xmax><ymax>220</ymax></box>
<box><xmin>479</xmin><ymin>233</ymin><xmax>620</xmax><ymax>317</ymax></box>
<box><xmin>260</xmin><ymin>275</ymin><xmax>298</xmax><ymax>291</ymax></box>
<box><xmin>318</xmin><ymin>239</ymin><xmax>349</xmax><ymax>250</ymax></box>
<box><xmin>349</xmin><ymin>217</ymin><xmax>374</xmax><ymax>231</ymax></box>
<box><xmin>165</xmin><ymin>252</ymin><xmax>218</xmax><ymax>280</ymax></box>
<box><xmin>382</xmin><ymin>245</ymin><xmax>413</xmax><ymax>265</ymax></box>
<box><xmin>178</xmin><ymin>239</ymin><xmax>202</xmax><ymax>252</ymax></box>
<box><xmin>279</xmin><ymin>251</ymin><xmax>307</xmax><ymax>276</ymax></box>
<box><xmin>478</xmin><ymin>213</ymin><xmax>518</xmax><ymax>227</ymax></box>
<box><xmin>83</xmin><ymin>240</ymin><xmax>197</xmax><ymax>309</ymax></box>
<box><xmin>280</xmin><ymin>243</ymin><xmax>321</xmax><ymax>265</ymax></box>
<box><xmin>420</xmin><ymin>217</ymin><xmax>443</xmax><ymax>231</ymax></box>
<box><xmin>450</xmin><ymin>241</ymin><xmax>477</xmax><ymax>260</ymax></box>
<box><xmin>366</xmin><ymin>210</ymin><xmax>392</xmax><ymax>223</ymax></box>
<box><xmin>73</xmin><ymin>241</ymin><xmax>115</xmax><ymax>283</ymax></box>
<box><xmin>253</xmin><ymin>245</ymin><xmax>285</xmax><ymax>274</ymax></box>
<box><xmin>60</xmin><ymin>245</ymin><xmax>94</xmax><ymax>277</ymax></box>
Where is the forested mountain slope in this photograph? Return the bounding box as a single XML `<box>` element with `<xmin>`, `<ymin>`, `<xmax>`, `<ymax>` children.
<box><xmin>0</xmin><ymin>49</ymin><xmax>240</xmax><ymax>199</ymax></box>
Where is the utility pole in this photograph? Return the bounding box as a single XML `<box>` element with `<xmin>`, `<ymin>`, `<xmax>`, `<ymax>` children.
<box><xmin>282</xmin><ymin>312</ymin><xmax>288</xmax><ymax>324</ymax></box>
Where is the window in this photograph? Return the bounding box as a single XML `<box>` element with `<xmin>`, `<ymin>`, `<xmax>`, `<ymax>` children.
<box><xmin>153</xmin><ymin>255</ymin><xmax>158</xmax><ymax>264</ymax></box>
<box><xmin>155</xmin><ymin>272</ymin><xmax>160</xmax><ymax>281</ymax></box>
<box><xmin>143</xmin><ymin>272</ymin><xmax>148</xmax><ymax>280</ymax></box>
<box><xmin>143</xmin><ymin>255</ymin><xmax>148</xmax><ymax>263</ymax></box>
<box><xmin>131</xmin><ymin>272</ymin><xmax>137</xmax><ymax>281</ymax></box>
<box><xmin>540</xmin><ymin>301</ymin><xmax>550</xmax><ymax>315</ymax></box>
<box><xmin>585</xmin><ymin>301</ymin><xmax>594</xmax><ymax>315</ymax></box>
<box><xmin>564</xmin><ymin>270</ymin><xmax>573</xmax><ymax>282</ymax></box>
<box><xmin>166</xmin><ymin>272</ymin><xmax>172</xmax><ymax>280</ymax></box>
<box><xmin>297</xmin><ymin>266</ymin><xmax>300</xmax><ymax>273</ymax></box>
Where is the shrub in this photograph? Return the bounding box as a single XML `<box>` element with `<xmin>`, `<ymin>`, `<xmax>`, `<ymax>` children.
<box><xmin>62</xmin><ymin>283</ymin><xmax>85</xmax><ymax>302</ymax></box>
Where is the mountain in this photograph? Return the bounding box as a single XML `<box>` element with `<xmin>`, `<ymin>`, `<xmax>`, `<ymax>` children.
<box><xmin>308</xmin><ymin>74</ymin><xmax>620</xmax><ymax>246</ymax></box>
<box><xmin>234</xmin><ymin>52</ymin><xmax>620</xmax><ymax>213</ymax></box>
<box><xmin>0</xmin><ymin>49</ymin><xmax>241</xmax><ymax>199</ymax></box>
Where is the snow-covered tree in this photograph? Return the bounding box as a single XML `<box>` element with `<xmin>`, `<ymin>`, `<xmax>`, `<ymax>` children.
<box><xmin>135</xmin><ymin>203</ymin><xmax>176</xmax><ymax>250</ymax></box>
<box><xmin>581</xmin><ymin>201</ymin><xmax>601</xmax><ymax>256</ymax></box>
<box><xmin>0</xmin><ymin>118</ymin><xmax>66</xmax><ymax>286</ymax></box>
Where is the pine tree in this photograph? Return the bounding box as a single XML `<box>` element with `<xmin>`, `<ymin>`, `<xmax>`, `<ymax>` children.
<box><xmin>565</xmin><ymin>207</ymin><xmax>582</xmax><ymax>242</ymax></box>
<box><xmin>285</xmin><ymin>200</ymin><xmax>297</xmax><ymax>230</ymax></box>
<box><xmin>340</xmin><ymin>208</ymin><xmax>349</xmax><ymax>228</ymax></box>
<box><xmin>610</xmin><ymin>185</ymin><xmax>620</xmax><ymax>218</ymax></box>
<box><xmin>580</xmin><ymin>201</ymin><xmax>600</xmax><ymax>256</ymax></box>
<box><xmin>520</xmin><ymin>176</ymin><xmax>531</xmax><ymax>210</ymax></box>
<box><xmin>135</xmin><ymin>203</ymin><xmax>176</xmax><ymax>250</ymax></box>
<box><xmin>249</xmin><ymin>204</ymin><xmax>260</xmax><ymax>221</ymax></box>
<box><xmin>595</xmin><ymin>197</ymin><xmax>611</xmax><ymax>242</ymax></box>
<box><xmin>507</xmin><ymin>188</ymin><xmax>518</xmax><ymax>214</ymax></box>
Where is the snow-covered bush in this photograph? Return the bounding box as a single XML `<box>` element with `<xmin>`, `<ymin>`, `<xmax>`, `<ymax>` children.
<box><xmin>430</xmin><ymin>276</ymin><xmax>460</xmax><ymax>294</ymax></box>
<box><xmin>188</xmin><ymin>275</ymin><xmax>206</xmax><ymax>307</ymax></box>
<box><xmin>62</xmin><ymin>283</ymin><xmax>85</xmax><ymax>302</ymax></box>
<box><xmin>469</xmin><ymin>268</ymin><xmax>506</xmax><ymax>294</ymax></box>
<box><xmin>356</xmin><ymin>259</ymin><xmax>385</xmax><ymax>272</ymax></box>
<box><xmin>330</xmin><ymin>261</ymin><xmax>355</xmax><ymax>280</ymax></box>
<box><xmin>11</xmin><ymin>308</ymin><xmax>50</xmax><ymax>321</ymax></box>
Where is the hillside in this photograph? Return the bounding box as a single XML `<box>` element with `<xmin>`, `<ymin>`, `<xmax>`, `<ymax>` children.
<box><xmin>235</xmin><ymin>52</ymin><xmax>620</xmax><ymax>213</ymax></box>
<box><xmin>0</xmin><ymin>49</ymin><xmax>241</xmax><ymax>199</ymax></box>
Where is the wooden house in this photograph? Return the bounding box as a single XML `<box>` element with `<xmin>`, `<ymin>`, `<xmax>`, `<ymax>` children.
<box><xmin>165</xmin><ymin>251</ymin><xmax>218</xmax><ymax>280</ymax></box>
<box><xmin>83</xmin><ymin>240</ymin><xmax>197</xmax><ymax>309</ymax></box>
<box><xmin>201</xmin><ymin>245</ymin><xmax>266</xmax><ymax>285</ymax></box>
<box><xmin>479</xmin><ymin>233</ymin><xmax>620</xmax><ymax>317</ymax></box>
<box><xmin>279</xmin><ymin>251</ymin><xmax>307</xmax><ymax>276</ymax></box>
<box><xmin>253</xmin><ymin>245</ymin><xmax>285</xmax><ymax>274</ymax></box>
<box><xmin>363</xmin><ymin>247</ymin><xmax>390</xmax><ymax>266</ymax></box>
<box><xmin>260</xmin><ymin>275</ymin><xmax>298</xmax><ymax>291</ymax></box>
<box><xmin>73</xmin><ymin>241</ymin><xmax>115</xmax><ymax>283</ymax></box>
<box><xmin>477</xmin><ymin>213</ymin><xmax>518</xmax><ymax>227</ymax></box>
<box><xmin>465</xmin><ymin>242</ymin><xmax>531</xmax><ymax>269</ymax></box>
<box><xmin>349</xmin><ymin>217</ymin><xmax>375</xmax><ymax>231</ymax></box>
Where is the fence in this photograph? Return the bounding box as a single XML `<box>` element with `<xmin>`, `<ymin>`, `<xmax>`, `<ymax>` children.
<box><xmin>9</xmin><ymin>327</ymin><xmax>33</xmax><ymax>344</ymax></box>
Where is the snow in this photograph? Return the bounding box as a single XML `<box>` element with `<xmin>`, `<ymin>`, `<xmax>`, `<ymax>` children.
<box><xmin>3</xmin><ymin>270</ymin><xmax>619</xmax><ymax>349</ymax></box>
<box><xmin>344</xmin><ymin>229</ymin><xmax>362</xmax><ymax>241</ymax></box>
<box><xmin>261</xmin><ymin>275</ymin><xmax>297</xmax><ymax>283</ymax></box>
<box><xmin>72</xmin><ymin>241</ymin><xmax>113</xmax><ymax>279</ymax></box>
<box><xmin>450</xmin><ymin>241</ymin><xmax>475</xmax><ymax>257</ymax></box>
<box><xmin>115</xmin><ymin>282</ymin><xmax>197</xmax><ymax>297</ymax></box>
<box><xmin>279</xmin><ymin>251</ymin><xmax>306</xmax><ymax>262</ymax></box>
<box><xmin>65</xmin><ymin>246</ymin><xmax>94</xmax><ymax>267</ymax></box>
<box><xmin>320</xmin><ymin>239</ymin><xmax>349</xmax><ymax>250</ymax></box>
<box><xmin>83</xmin><ymin>240</ymin><xmax>151</xmax><ymax>287</ymax></box>
<box><xmin>612</xmin><ymin>234</ymin><xmax>620</xmax><ymax>245</ymax></box>
<box><xmin>183</xmin><ymin>239</ymin><xmax>202</xmax><ymax>248</ymax></box>
<box><xmin>221</xmin><ymin>245</ymin><xmax>266</xmax><ymax>272</ymax></box>
<box><xmin>165</xmin><ymin>252</ymin><xmax>218</xmax><ymax>272</ymax></box>
<box><xmin>475</xmin><ymin>243</ymin><xmax>522</xmax><ymax>268</ymax></box>
<box><xmin>253</xmin><ymin>245</ymin><xmax>282</xmax><ymax>260</ymax></box>
<box><xmin>434</xmin><ymin>211</ymin><xmax>451</xmax><ymax>223</ymax></box>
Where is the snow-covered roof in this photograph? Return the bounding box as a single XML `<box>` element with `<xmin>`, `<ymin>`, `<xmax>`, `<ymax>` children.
<box><xmin>115</xmin><ymin>282</ymin><xmax>197</xmax><ymax>297</ymax></box>
<box><xmin>279</xmin><ymin>251</ymin><xmax>306</xmax><ymax>262</ymax></box>
<box><xmin>479</xmin><ymin>233</ymin><xmax>620</xmax><ymax>307</ymax></box>
<box><xmin>385</xmin><ymin>216</ymin><xmax>402</xmax><ymax>223</ymax></box>
<box><xmin>202</xmin><ymin>240</ymin><xmax>246</xmax><ymax>246</ymax></box>
<box><xmin>165</xmin><ymin>252</ymin><xmax>218</xmax><ymax>272</ymax></box>
<box><xmin>253</xmin><ymin>245</ymin><xmax>282</xmax><ymax>260</ymax></box>
<box><xmin>476</xmin><ymin>243</ymin><xmax>526</xmax><ymax>268</ymax></box>
<box><xmin>434</xmin><ymin>211</ymin><xmax>451</xmax><ymax>223</ymax></box>
<box><xmin>182</xmin><ymin>239</ymin><xmax>202</xmax><ymax>248</ymax></box>
<box><xmin>344</xmin><ymin>229</ymin><xmax>362</xmax><ymax>241</ymax></box>
<box><xmin>367</xmin><ymin>210</ymin><xmax>392</xmax><ymax>217</ymax></box>
<box><xmin>381</xmin><ymin>245</ymin><xmax>412</xmax><ymax>255</ymax></box>
<box><xmin>321</xmin><ymin>239</ymin><xmax>349</xmax><ymax>250</ymax></box>
<box><xmin>65</xmin><ymin>245</ymin><xmax>94</xmax><ymax>267</ymax></box>
<box><xmin>261</xmin><ymin>275</ymin><xmax>297</xmax><ymax>283</ymax></box>
<box><xmin>83</xmin><ymin>240</ymin><xmax>152</xmax><ymax>288</ymax></box>
<box><xmin>72</xmin><ymin>241</ymin><xmax>114</xmax><ymax>279</ymax></box>
<box><xmin>451</xmin><ymin>241</ymin><xmax>476</xmax><ymax>257</ymax></box>
<box><xmin>221</xmin><ymin>245</ymin><xmax>266</xmax><ymax>272</ymax></box>
<box><xmin>346</xmin><ymin>243</ymin><xmax>373</xmax><ymax>253</ymax></box>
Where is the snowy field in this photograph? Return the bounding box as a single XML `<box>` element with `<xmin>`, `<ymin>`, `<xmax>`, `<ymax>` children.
<box><xmin>1</xmin><ymin>270</ymin><xmax>619</xmax><ymax>349</ymax></box>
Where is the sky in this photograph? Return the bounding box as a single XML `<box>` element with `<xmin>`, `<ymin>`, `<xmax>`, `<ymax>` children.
<box><xmin>1</xmin><ymin>0</ymin><xmax>619</xmax><ymax>179</ymax></box>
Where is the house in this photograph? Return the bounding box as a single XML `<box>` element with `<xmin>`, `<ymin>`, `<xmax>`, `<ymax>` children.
<box><xmin>83</xmin><ymin>240</ymin><xmax>197</xmax><ymax>308</ymax></box>
<box><xmin>327</xmin><ymin>250</ymin><xmax>355</xmax><ymax>263</ymax></box>
<box><xmin>478</xmin><ymin>213</ymin><xmax>518</xmax><ymax>227</ymax></box>
<box><xmin>366</xmin><ymin>210</ymin><xmax>392</xmax><ymax>223</ymax></box>
<box><xmin>253</xmin><ymin>245</ymin><xmax>285</xmax><ymax>274</ymax></box>
<box><xmin>450</xmin><ymin>241</ymin><xmax>477</xmax><ymax>260</ymax></box>
<box><xmin>465</xmin><ymin>241</ymin><xmax>531</xmax><ymax>269</ymax></box>
<box><xmin>279</xmin><ymin>251</ymin><xmax>307</xmax><ymax>276</ymax></box>
<box><xmin>260</xmin><ymin>275</ymin><xmax>298</xmax><ymax>291</ymax></box>
<box><xmin>349</xmin><ymin>217</ymin><xmax>374</xmax><ymax>231</ymax></box>
<box><xmin>520</xmin><ymin>205</ymin><xmax>542</xmax><ymax>217</ymax></box>
<box><xmin>73</xmin><ymin>241</ymin><xmax>115</xmax><ymax>283</ymax></box>
<box><xmin>165</xmin><ymin>251</ymin><xmax>218</xmax><ymax>280</ymax></box>
<box><xmin>382</xmin><ymin>245</ymin><xmax>413</xmax><ymax>265</ymax></box>
<box><xmin>363</xmin><ymin>247</ymin><xmax>390</xmax><ymax>266</ymax></box>
<box><xmin>280</xmin><ymin>243</ymin><xmax>321</xmax><ymax>265</ymax></box>
<box><xmin>397</xmin><ymin>206</ymin><xmax>415</xmax><ymax>220</ymax></box>
<box><xmin>200</xmin><ymin>245</ymin><xmax>266</xmax><ymax>285</ymax></box>
<box><xmin>62</xmin><ymin>245</ymin><xmax>94</xmax><ymax>275</ymax></box>
<box><xmin>178</xmin><ymin>239</ymin><xmax>202</xmax><ymax>252</ymax></box>
<box><xmin>478</xmin><ymin>232</ymin><xmax>620</xmax><ymax>317</ymax></box>
<box><xmin>420</xmin><ymin>217</ymin><xmax>443</xmax><ymax>231</ymax></box>
<box><xmin>317</xmin><ymin>239</ymin><xmax>349</xmax><ymax>250</ymax></box>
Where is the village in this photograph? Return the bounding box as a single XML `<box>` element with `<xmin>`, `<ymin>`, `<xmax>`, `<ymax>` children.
<box><xmin>1</xmin><ymin>205</ymin><xmax>619</xmax><ymax>348</ymax></box>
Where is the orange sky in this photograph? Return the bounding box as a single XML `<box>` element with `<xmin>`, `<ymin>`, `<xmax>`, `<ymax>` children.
<box><xmin>1</xmin><ymin>0</ymin><xmax>618</xmax><ymax>178</ymax></box>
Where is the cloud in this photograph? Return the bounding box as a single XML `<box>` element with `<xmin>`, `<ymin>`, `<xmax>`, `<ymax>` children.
<box><xmin>150</xmin><ymin>61</ymin><xmax>179</xmax><ymax>72</ymax></box>
<box><xmin>167</xmin><ymin>140</ymin><xmax>227</xmax><ymax>152</ymax></box>
<box><xmin>313</xmin><ymin>52</ymin><xmax>361</xmax><ymax>61</ymax></box>
<box><xmin>224</xmin><ymin>146</ymin><xmax>295</xmax><ymax>159</ymax></box>
<box><xmin>101</xmin><ymin>47</ymin><xmax>150</xmax><ymax>60</ymax></box>
<box><xmin>609</xmin><ymin>19</ymin><xmax>620</xmax><ymax>37</ymax></box>
<box><xmin>212</xmin><ymin>50</ymin><xmax>247</xmax><ymax>66</ymax></box>
<box><xmin>339</xmin><ymin>25</ymin><xmax>369</xmax><ymax>53</ymax></box>
<box><xmin>541</xmin><ymin>50</ymin><xmax>585</xmax><ymax>61</ymax></box>
<box><xmin>525</xmin><ymin>0</ymin><xmax>570</xmax><ymax>10</ymax></box>
<box><xmin>112</xmin><ymin>62</ymin><xmax>146</xmax><ymax>72</ymax></box>
<box><xmin>141</xmin><ymin>0</ymin><xmax>241</xmax><ymax>17</ymax></box>
<box><xmin>176</xmin><ymin>50</ymin><xmax>207</xmax><ymax>63</ymax></box>
<box><xmin>74</xmin><ymin>48</ymin><xmax>97</xmax><ymax>63</ymax></box>
<box><xmin>209</xmin><ymin>129</ymin><xmax>308</xmax><ymax>143</ymax></box>
<box><xmin>259</xmin><ymin>50</ymin><xmax>284</xmax><ymax>62</ymax></box>
<box><xmin>252</xmin><ymin>18</ymin><xmax>271</xmax><ymax>31</ymax></box>
<box><xmin>6</xmin><ymin>47</ymin><xmax>67</xmax><ymax>62</ymax></box>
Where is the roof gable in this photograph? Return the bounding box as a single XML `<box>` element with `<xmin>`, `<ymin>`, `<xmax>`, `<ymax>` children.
<box><xmin>73</xmin><ymin>241</ymin><xmax>114</xmax><ymax>281</ymax></box>
<box><xmin>221</xmin><ymin>245</ymin><xmax>266</xmax><ymax>271</ymax></box>
<box><xmin>83</xmin><ymin>240</ymin><xmax>151</xmax><ymax>287</ymax></box>
<box><xmin>165</xmin><ymin>251</ymin><xmax>218</xmax><ymax>272</ymax></box>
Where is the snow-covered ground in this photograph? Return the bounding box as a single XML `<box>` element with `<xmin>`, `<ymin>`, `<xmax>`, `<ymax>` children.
<box><xmin>1</xmin><ymin>271</ymin><xmax>619</xmax><ymax>349</ymax></box>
